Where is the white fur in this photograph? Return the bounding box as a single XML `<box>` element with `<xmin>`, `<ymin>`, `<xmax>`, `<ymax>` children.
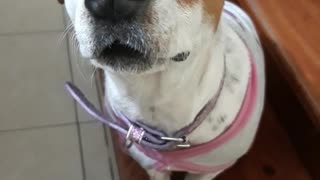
<box><xmin>64</xmin><ymin>1</ymin><xmax>265</xmax><ymax>180</ymax></box>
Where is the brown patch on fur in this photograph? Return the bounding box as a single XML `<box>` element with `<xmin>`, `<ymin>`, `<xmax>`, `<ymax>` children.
<box><xmin>177</xmin><ymin>0</ymin><xmax>224</xmax><ymax>31</ymax></box>
<box><xmin>203</xmin><ymin>0</ymin><xmax>224</xmax><ymax>31</ymax></box>
<box><xmin>177</xmin><ymin>0</ymin><xmax>198</xmax><ymax>6</ymax></box>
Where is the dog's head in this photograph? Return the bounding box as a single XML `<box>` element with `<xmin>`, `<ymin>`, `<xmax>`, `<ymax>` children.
<box><xmin>60</xmin><ymin>0</ymin><xmax>224</xmax><ymax>73</ymax></box>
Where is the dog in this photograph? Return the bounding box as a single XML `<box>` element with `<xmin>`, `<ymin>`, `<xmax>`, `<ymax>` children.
<box><xmin>59</xmin><ymin>0</ymin><xmax>265</xmax><ymax>179</ymax></box>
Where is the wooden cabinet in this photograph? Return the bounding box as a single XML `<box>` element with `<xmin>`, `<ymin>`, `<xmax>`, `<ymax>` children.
<box><xmin>236</xmin><ymin>0</ymin><xmax>320</xmax><ymax>179</ymax></box>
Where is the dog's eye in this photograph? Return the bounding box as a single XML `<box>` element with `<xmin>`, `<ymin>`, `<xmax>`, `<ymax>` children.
<box><xmin>57</xmin><ymin>0</ymin><xmax>64</xmax><ymax>4</ymax></box>
<box><xmin>171</xmin><ymin>52</ymin><xmax>190</xmax><ymax>62</ymax></box>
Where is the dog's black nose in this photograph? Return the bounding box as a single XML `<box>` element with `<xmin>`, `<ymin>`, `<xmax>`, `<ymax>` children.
<box><xmin>85</xmin><ymin>0</ymin><xmax>149</xmax><ymax>22</ymax></box>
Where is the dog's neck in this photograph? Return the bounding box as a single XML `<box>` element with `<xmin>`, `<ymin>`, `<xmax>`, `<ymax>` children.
<box><xmin>104</xmin><ymin>26</ymin><xmax>225</xmax><ymax>136</ymax></box>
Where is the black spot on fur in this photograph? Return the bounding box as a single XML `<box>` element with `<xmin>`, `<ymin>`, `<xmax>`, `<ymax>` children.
<box><xmin>171</xmin><ymin>51</ymin><xmax>190</xmax><ymax>62</ymax></box>
<box><xmin>225</xmin><ymin>70</ymin><xmax>239</xmax><ymax>93</ymax></box>
<box><xmin>217</xmin><ymin>115</ymin><xmax>226</xmax><ymax>124</ymax></box>
<box><xmin>230</xmin><ymin>74</ymin><xmax>240</xmax><ymax>83</ymax></box>
<box><xmin>211</xmin><ymin>115</ymin><xmax>227</xmax><ymax>131</ymax></box>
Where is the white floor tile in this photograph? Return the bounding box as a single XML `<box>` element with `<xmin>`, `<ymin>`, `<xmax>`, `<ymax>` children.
<box><xmin>0</xmin><ymin>33</ymin><xmax>75</xmax><ymax>130</ymax></box>
<box><xmin>0</xmin><ymin>0</ymin><xmax>65</xmax><ymax>34</ymax></box>
<box><xmin>0</xmin><ymin>125</ymin><xmax>83</xmax><ymax>180</ymax></box>
<box><xmin>80</xmin><ymin>123</ymin><xmax>113</xmax><ymax>180</ymax></box>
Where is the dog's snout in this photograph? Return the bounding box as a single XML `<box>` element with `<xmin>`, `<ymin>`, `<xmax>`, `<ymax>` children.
<box><xmin>85</xmin><ymin>0</ymin><xmax>149</xmax><ymax>22</ymax></box>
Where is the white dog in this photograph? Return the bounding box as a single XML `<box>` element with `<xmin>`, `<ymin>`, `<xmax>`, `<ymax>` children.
<box><xmin>60</xmin><ymin>0</ymin><xmax>265</xmax><ymax>179</ymax></box>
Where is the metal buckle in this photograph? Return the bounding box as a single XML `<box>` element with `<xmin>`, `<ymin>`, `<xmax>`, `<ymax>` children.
<box><xmin>125</xmin><ymin>125</ymin><xmax>145</xmax><ymax>148</ymax></box>
<box><xmin>161</xmin><ymin>136</ymin><xmax>191</xmax><ymax>148</ymax></box>
<box><xmin>176</xmin><ymin>143</ymin><xmax>191</xmax><ymax>148</ymax></box>
<box><xmin>160</xmin><ymin>136</ymin><xmax>185</xmax><ymax>142</ymax></box>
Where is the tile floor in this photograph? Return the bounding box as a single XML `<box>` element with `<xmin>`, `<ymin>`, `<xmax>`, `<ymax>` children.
<box><xmin>0</xmin><ymin>1</ymin><xmax>118</xmax><ymax>180</ymax></box>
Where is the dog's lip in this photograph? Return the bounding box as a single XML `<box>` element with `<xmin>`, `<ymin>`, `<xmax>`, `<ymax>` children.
<box><xmin>98</xmin><ymin>40</ymin><xmax>146</xmax><ymax>60</ymax></box>
<box><xmin>93</xmin><ymin>39</ymin><xmax>190</xmax><ymax>63</ymax></box>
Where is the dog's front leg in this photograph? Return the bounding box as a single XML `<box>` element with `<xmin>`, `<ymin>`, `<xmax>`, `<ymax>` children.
<box><xmin>147</xmin><ymin>169</ymin><xmax>171</xmax><ymax>180</ymax></box>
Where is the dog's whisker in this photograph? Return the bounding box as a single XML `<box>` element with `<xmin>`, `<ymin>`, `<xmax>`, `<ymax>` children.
<box><xmin>71</xmin><ymin>32</ymin><xmax>80</xmax><ymax>57</ymax></box>
<box><xmin>58</xmin><ymin>23</ymin><xmax>74</xmax><ymax>45</ymax></box>
<box><xmin>75</xmin><ymin>58</ymin><xmax>89</xmax><ymax>82</ymax></box>
<box><xmin>90</xmin><ymin>66</ymin><xmax>98</xmax><ymax>88</ymax></box>
<box><xmin>69</xmin><ymin>31</ymin><xmax>90</xmax><ymax>82</ymax></box>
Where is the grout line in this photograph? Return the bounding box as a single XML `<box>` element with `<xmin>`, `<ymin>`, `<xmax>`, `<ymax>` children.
<box><xmin>78</xmin><ymin>121</ymin><xmax>99</xmax><ymax>125</ymax></box>
<box><xmin>103</xmin><ymin>126</ymin><xmax>120</xmax><ymax>180</ymax></box>
<box><xmin>0</xmin><ymin>122</ymin><xmax>76</xmax><ymax>134</ymax></box>
<box><xmin>75</xmin><ymin>114</ymin><xmax>87</xmax><ymax>180</ymax></box>
<box><xmin>0</xmin><ymin>4</ymin><xmax>66</xmax><ymax>37</ymax></box>
<box><xmin>66</xmin><ymin>27</ymin><xmax>87</xmax><ymax>180</ymax></box>
<box><xmin>0</xmin><ymin>121</ymin><xmax>97</xmax><ymax>134</ymax></box>
<box><xmin>108</xmin><ymin>156</ymin><xmax>116</xmax><ymax>180</ymax></box>
<box><xmin>0</xmin><ymin>30</ymin><xmax>65</xmax><ymax>37</ymax></box>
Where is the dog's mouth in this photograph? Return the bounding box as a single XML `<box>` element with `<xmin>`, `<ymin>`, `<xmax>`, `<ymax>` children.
<box><xmin>92</xmin><ymin>35</ymin><xmax>190</xmax><ymax>72</ymax></box>
<box><xmin>100</xmin><ymin>40</ymin><xmax>145</xmax><ymax>60</ymax></box>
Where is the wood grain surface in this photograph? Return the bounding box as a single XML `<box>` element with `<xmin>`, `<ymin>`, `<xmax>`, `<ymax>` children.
<box><xmin>237</xmin><ymin>0</ymin><xmax>320</xmax><ymax>128</ymax></box>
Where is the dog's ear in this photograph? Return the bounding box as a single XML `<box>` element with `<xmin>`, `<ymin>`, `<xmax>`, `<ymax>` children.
<box><xmin>203</xmin><ymin>0</ymin><xmax>224</xmax><ymax>31</ymax></box>
<box><xmin>58</xmin><ymin>0</ymin><xmax>64</xmax><ymax>4</ymax></box>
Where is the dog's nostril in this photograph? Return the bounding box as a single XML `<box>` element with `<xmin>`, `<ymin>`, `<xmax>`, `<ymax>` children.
<box><xmin>85</xmin><ymin>0</ymin><xmax>149</xmax><ymax>21</ymax></box>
